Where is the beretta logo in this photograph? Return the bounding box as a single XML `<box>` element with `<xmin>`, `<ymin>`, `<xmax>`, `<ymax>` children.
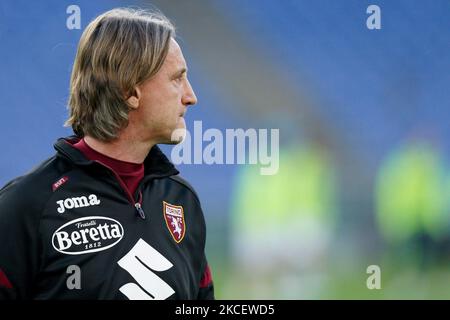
<box><xmin>52</xmin><ymin>216</ymin><xmax>124</xmax><ymax>255</ymax></box>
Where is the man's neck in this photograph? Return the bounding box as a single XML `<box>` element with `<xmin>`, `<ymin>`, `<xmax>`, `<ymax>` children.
<box><xmin>83</xmin><ymin>135</ymin><xmax>155</xmax><ymax>164</ymax></box>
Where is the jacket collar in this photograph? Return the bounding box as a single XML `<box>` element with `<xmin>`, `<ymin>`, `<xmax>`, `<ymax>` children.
<box><xmin>54</xmin><ymin>136</ymin><xmax>179</xmax><ymax>178</ymax></box>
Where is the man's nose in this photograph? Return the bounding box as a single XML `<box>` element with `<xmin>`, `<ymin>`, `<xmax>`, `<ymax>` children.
<box><xmin>182</xmin><ymin>79</ymin><xmax>197</xmax><ymax>106</ymax></box>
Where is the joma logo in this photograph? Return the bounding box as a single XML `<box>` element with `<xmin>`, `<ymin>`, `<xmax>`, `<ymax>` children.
<box><xmin>56</xmin><ymin>194</ymin><xmax>101</xmax><ymax>213</ymax></box>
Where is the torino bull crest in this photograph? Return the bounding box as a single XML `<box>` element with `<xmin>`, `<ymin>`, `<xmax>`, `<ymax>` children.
<box><xmin>163</xmin><ymin>201</ymin><xmax>186</xmax><ymax>243</ymax></box>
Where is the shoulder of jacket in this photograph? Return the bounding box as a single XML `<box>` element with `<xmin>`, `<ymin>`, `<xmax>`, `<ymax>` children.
<box><xmin>168</xmin><ymin>175</ymin><xmax>202</xmax><ymax>206</ymax></box>
<box><xmin>0</xmin><ymin>155</ymin><xmax>72</xmax><ymax>210</ymax></box>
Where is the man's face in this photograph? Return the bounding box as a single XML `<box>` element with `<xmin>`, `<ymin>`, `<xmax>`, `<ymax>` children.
<box><xmin>131</xmin><ymin>38</ymin><xmax>197</xmax><ymax>144</ymax></box>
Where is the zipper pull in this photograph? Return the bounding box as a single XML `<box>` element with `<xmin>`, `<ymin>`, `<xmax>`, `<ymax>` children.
<box><xmin>135</xmin><ymin>203</ymin><xmax>146</xmax><ymax>219</ymax></box>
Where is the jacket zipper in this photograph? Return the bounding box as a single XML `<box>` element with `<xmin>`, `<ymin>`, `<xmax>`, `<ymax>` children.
<box><xmin>134</xmin><ymin>192</ymin><xmax>145</xmax><ymax>219</ymax></box>
<box><xmin>95</xmin><ymin>161</ymin><xmax>146</xmax><ymax>220</ymax></box>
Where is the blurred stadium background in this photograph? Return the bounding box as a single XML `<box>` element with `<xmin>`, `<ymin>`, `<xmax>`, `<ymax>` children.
<box><xmin>1</xmin><ymin>0</ymin><xmax>450</xmax><ymax>299</ymax></box>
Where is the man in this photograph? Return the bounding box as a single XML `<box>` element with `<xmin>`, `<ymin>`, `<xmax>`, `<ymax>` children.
<box><xmin>0</xmin><ymin>8</ymin><xmax>214</xmax><ymax>300</ymax></box>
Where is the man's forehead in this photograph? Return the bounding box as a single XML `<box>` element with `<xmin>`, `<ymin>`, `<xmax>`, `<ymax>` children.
<box><xmin>165</xmin><ymin>38</ymin><xmax>187</xmax><ymax>70</ymax></box>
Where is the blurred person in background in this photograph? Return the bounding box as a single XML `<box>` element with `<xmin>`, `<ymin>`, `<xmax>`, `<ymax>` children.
<box><xmin>229</xmin><ymin>144</ymin><xmax>338</xmax><ymax>298</ymax></box>
<box><xmin>376</xmin><ymin>140</ymin><xmax>448</xmax><ymax>269</ymax></box>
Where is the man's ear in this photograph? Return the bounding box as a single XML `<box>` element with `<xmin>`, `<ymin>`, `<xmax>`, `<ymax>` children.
<box><xmin>126</xmin><ymin>86</ymin><xmax>141</xmax><ymax>109</ymax></box>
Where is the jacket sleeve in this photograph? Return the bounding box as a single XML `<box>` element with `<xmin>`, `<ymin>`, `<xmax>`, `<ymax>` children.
<box><xmin>0</xmin><ymin>179</ymin><xmax>43</xmax><ymax>299</ymax></box>
<box><xmin>169</xmin><ymin>175</ymin><xmax>215</xmax><ymax>300</ymax></box>
<box><xmin>197</xmin><ymin>261</ymin><xmax>214</xmax><ymax>300</ymax></box>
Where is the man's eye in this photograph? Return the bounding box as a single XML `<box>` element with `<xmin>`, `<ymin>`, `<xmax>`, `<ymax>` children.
<box><xmin>174</xmin><ymin>75</ymin><xmax>185</xmax><ymax>83</ymax></box>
